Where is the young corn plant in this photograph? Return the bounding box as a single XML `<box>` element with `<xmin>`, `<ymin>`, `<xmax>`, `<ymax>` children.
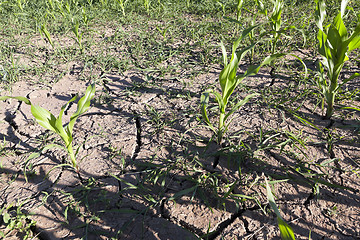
<box><xmin>82</xmin><ymin>7</ymin><xmax>94</xmax><ymax>29</ymax></box>
<box><xmin>201</xmin><ymin>27</ymin><xmax>279</xmax><ymax>144</ymax></box>
<box><xmin>115</xmin><ymin>0</ymin><xmax>128</xmax><ymax>16</ymax></box>
<box><xmin>269</xmin><ymin>0</ymin><xmax>284</xmax><ymax>55</ymax></box>
<box><xmin>143</xmin><ymin>0</ymin><xmax>150</xmax><ymax>13</ymax></box>
<box><xmin>40</xmin><ymin>23</ymin><xmax>54</xmax><ymax>48</ymax></box>
<box><xmin>236</xmin><ymin>0</ymin><xmax>243</xmax><ymax>22</ymax></box>
<box><xmin>0</xmin><ymin>84</ymin><xmax>95</xmax><ymax>178</ymax></box>
<box><xmin>255</xmin><ymin>0</ymin><xmax>306</xmax><ymax>83</ymax></box>
<box><xmin>71</xmin><ymin>20</ymin><xmax>84</xmax><ymax>53</ymax></box>
<box><xmin>315</xmin><ymin>0</ymin><xmax>360</xmax><ymax>119</ymax></box>
<box><xmin>16</xmin><ymin>0</ymin><xmax>26</xmax><ymax>12</ymax></box>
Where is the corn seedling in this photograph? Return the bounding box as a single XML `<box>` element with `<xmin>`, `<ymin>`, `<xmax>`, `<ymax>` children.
<box><xmin>215</xmin><ymin>0</ymin><xmax>226</xmax><ymax>16</ymax></box>
<box><xmin>236</xmin><ymin>0</ymin><xmax>243</xmax><ymax>22</ymax></box>
<box><xmin>71</xmin><ymin>20</ymin><xmax>84</xmax><ymax>52</ymax></box>
<box><xmin>156</xmin><ymin>26</ymin><xmax>170</xmax><ymax>41</ymax></box>
<box><xmin>315</xmin><ymin>0</ymin><xmax>360</xmax><ymax>119</ymax></box>
<box><xmin>16</xmin><ymin>0</ymin><xmax>26</xmax><ymax>12</ymax></box>
<box><xmin>0</xmin><ymin>84</ymin><xmax>95</xmax><ymax>177</ymax></box>
<box><xmin>82</xmin><ymin>7</ymin><xmax>94</xmax><ymax>28</ymax></box>
<box><xmin>143</xmin><ymin>0</ymin><xmax>150</xmax><ymax>13</ymax></box>
<box><xmin>65</xmin><ymin>1</ymin><xmax>71</xmax><ymax>14</ymax></box>
<box><xmin>115</xmin><ymin>0</ymin><xmax>127</xmax><ymax>16</ymax></box>
<box><xmin>254</xmin><ymin>0</ymin><xmax>307</xmax><ymax>83</ymax></box>
<box><xmin>201</xmin><ymin>27</ymin><xmax>280</xmax><ymax>144</ymax></box>
<box><xmin>40</xmin><ymin>23</ymin><xmax>54</xmax><ymax>48</ymax></box>
<box><xmin>265</xmin><ymin>178</ymin><xmax>296</xmax><ymax>240</ymax></box>
<box><xmin>269</xmin><ymin>0</ymin><xmax>284</xmax><ymax>55</ymax></box>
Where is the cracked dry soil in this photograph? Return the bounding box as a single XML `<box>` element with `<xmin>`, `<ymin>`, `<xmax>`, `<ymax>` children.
<box><xmin>0</xmin><ymin>65</ymin><xmax>360</xmax><ymax>240</ymax></box>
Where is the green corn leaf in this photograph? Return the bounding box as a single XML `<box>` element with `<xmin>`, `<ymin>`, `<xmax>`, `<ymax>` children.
<box><xmin>266</xmin><ymin>178</ymin><xmax>282</xmax><ymax>217</ymax></box>
<box><xmin>237</xmin><ymin>43</ymin><xmax>256</xmax><ymax>63</ymax></box>
<box><xmin>55</xmin><ymin>110</ymin><xmax>69</xmax><ymax>145</ymax></box>
<box><xmin>219</xmin><ymin>52</ymin><xmax>239</xmax><ymax>94</ymax></box>
<box><xmin>0</xmin><ymin>96</ymin><xmax>31</xmax><ymax>105</ymax></box>
<box><xmin>220</xmin><ymin>41</ymin><xmax>228</xmax><ymax>68</ymax></box>
<box><xmin>326</xmin><ymin>26</ymin><xmax>344</xmax><ymax>59</ymax></box>
<box><xmin>256</xmin><ymin>0</ymin><xmax>267</xmax><ymax>16</ymax></box>
<box><xmin>3</xmin><ymin>212</ymin><xmax>10</xmax><ymax>224</ymax></box>
<box><xmin>261</xmin><ymin>53</ymin><xmax>287</xmax><ymax>66</ymax></box>
<box><xmin>333</xmin><ymin>13</ymin><xmax>347</xmax><ymax>38</ymax></box>
<box><xmin>270</xmin><ymin>0</ymin><xmax>283</xmax><ymax>32</ymax></box>
<box><xmin>278</xmin><ymin>217</ymin><xmax>296</xmax><ymax>240</ymax></box>
<box><xmin>31</xmin><ymin>104</ymin><xmax>57</xmax><ymax>133</ymax></box>
<box><xmin>40</xmin><ymin>24</ymin><xmax>54</xmax><ymax>48</ymax></box>
<box><xmin>57</xmin><ymin>94</ymin><xmax>78</xmax><ymax>142</ymax></box>
<box><xmin>68</xmin><ymin>84</ymin><xmax>95</xmax><ymax>135</ymax></box>
<box><xmin>317</xmin><ymin>29</ymin><xmax>328</xmax><ymax>58</ymax></box>
<box><xmin>237</xmin><ymin>24</ymin><xmax>260</xmax><ymax>44</ymax></box>
<box><xmin>340</xmin><ymin>0</ymin><xmax>350</xmax><ymax>17</ymax></box>
<box><xmin>348</xmin><ymin>25</ymin><xmax>360</xmax><ymax>51</ymax></box>
<box><xmin>219</xmin><ymin>25</ymin><xmax>260</xmax><ymax>107</ymax></box>
<box><xmin>348</xmin><ymin>35</ymin><xmax>360</xmax><ymax>51</ymax></box>
<box><xmin>265</xmin><ymin>178</ymin><xmax>296</xmax><ymax>240</ymax></box>
<box><xmin>315</xmin><ymin>0</ymin><xmax>326</xmax><ymax>30</ymax></box>
<box><xmin>200</xmin><ymin>90</ymin><xmax>212</xmax><ymax>126</ymax></box>
<box><xmin>212</xmin><ymin>91</ymin><xmax>225</xmax><ymax>112</ymax></box>
<box><xmin>221</xmin><ymin>45</ymin><xmax>256</xmax><ymax>106</ymax></box>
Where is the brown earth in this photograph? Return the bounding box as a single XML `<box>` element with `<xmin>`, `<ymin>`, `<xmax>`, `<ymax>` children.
<box><xmin>0</xmin><ymin>44</ymin><xmax>360</xmax><ymax>239</ymax></box>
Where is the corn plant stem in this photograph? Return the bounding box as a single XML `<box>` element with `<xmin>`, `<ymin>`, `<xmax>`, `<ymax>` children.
<box><xmin>66</xmin><ymin>144</ymin><xmax>78</xmax><ymax>171</ymax></box>
<box><xmin>325</xmin><ymin>75</ymin><xmax>339</xmax><ymax>119</ymax></box>
<box><xmin>218</xmin><ymin>112</ymin><xmax>225</xmax><ymax>144</ymax></box>
<box><xmin>324</xmin><ymin>54</ymin><xmax>344</xmax><ymax>119</ymax></box>
<box><xmin>67</xmin><ymin>146</ymin><xmax>83</xmax><ymax>182</ymax></box>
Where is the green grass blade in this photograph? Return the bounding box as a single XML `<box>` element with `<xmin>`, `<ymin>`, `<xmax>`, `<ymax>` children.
<box><xmin>288</xmin><ymin>54</ymin><xmax>308</xmax><ymax>79</ymax></box>
<box><xmin>224</xmin><ymin>93</ymin><xmax>258</xmax><ymax>122</ymax></box>
<box><xmin>167</xmin><ymin>185</ymin><xmax>197</xmax><ymax>201</ymax></box>
<box><xmin>337</xmin><ymin>73</ymin><xmax>360</xmax><ymax>90</ymax></box>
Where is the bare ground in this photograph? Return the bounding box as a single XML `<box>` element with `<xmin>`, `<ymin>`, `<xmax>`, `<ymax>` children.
<box><xmin>0</xmin><ymin>47</ymin><xmax>360</xmax><ymax>240</ymax></box>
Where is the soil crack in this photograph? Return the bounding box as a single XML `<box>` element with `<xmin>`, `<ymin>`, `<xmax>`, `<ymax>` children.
<box><xmin>131</xmin><ymin>111</ymin><xmax>142</xmax><ymax>161</ymax></box>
